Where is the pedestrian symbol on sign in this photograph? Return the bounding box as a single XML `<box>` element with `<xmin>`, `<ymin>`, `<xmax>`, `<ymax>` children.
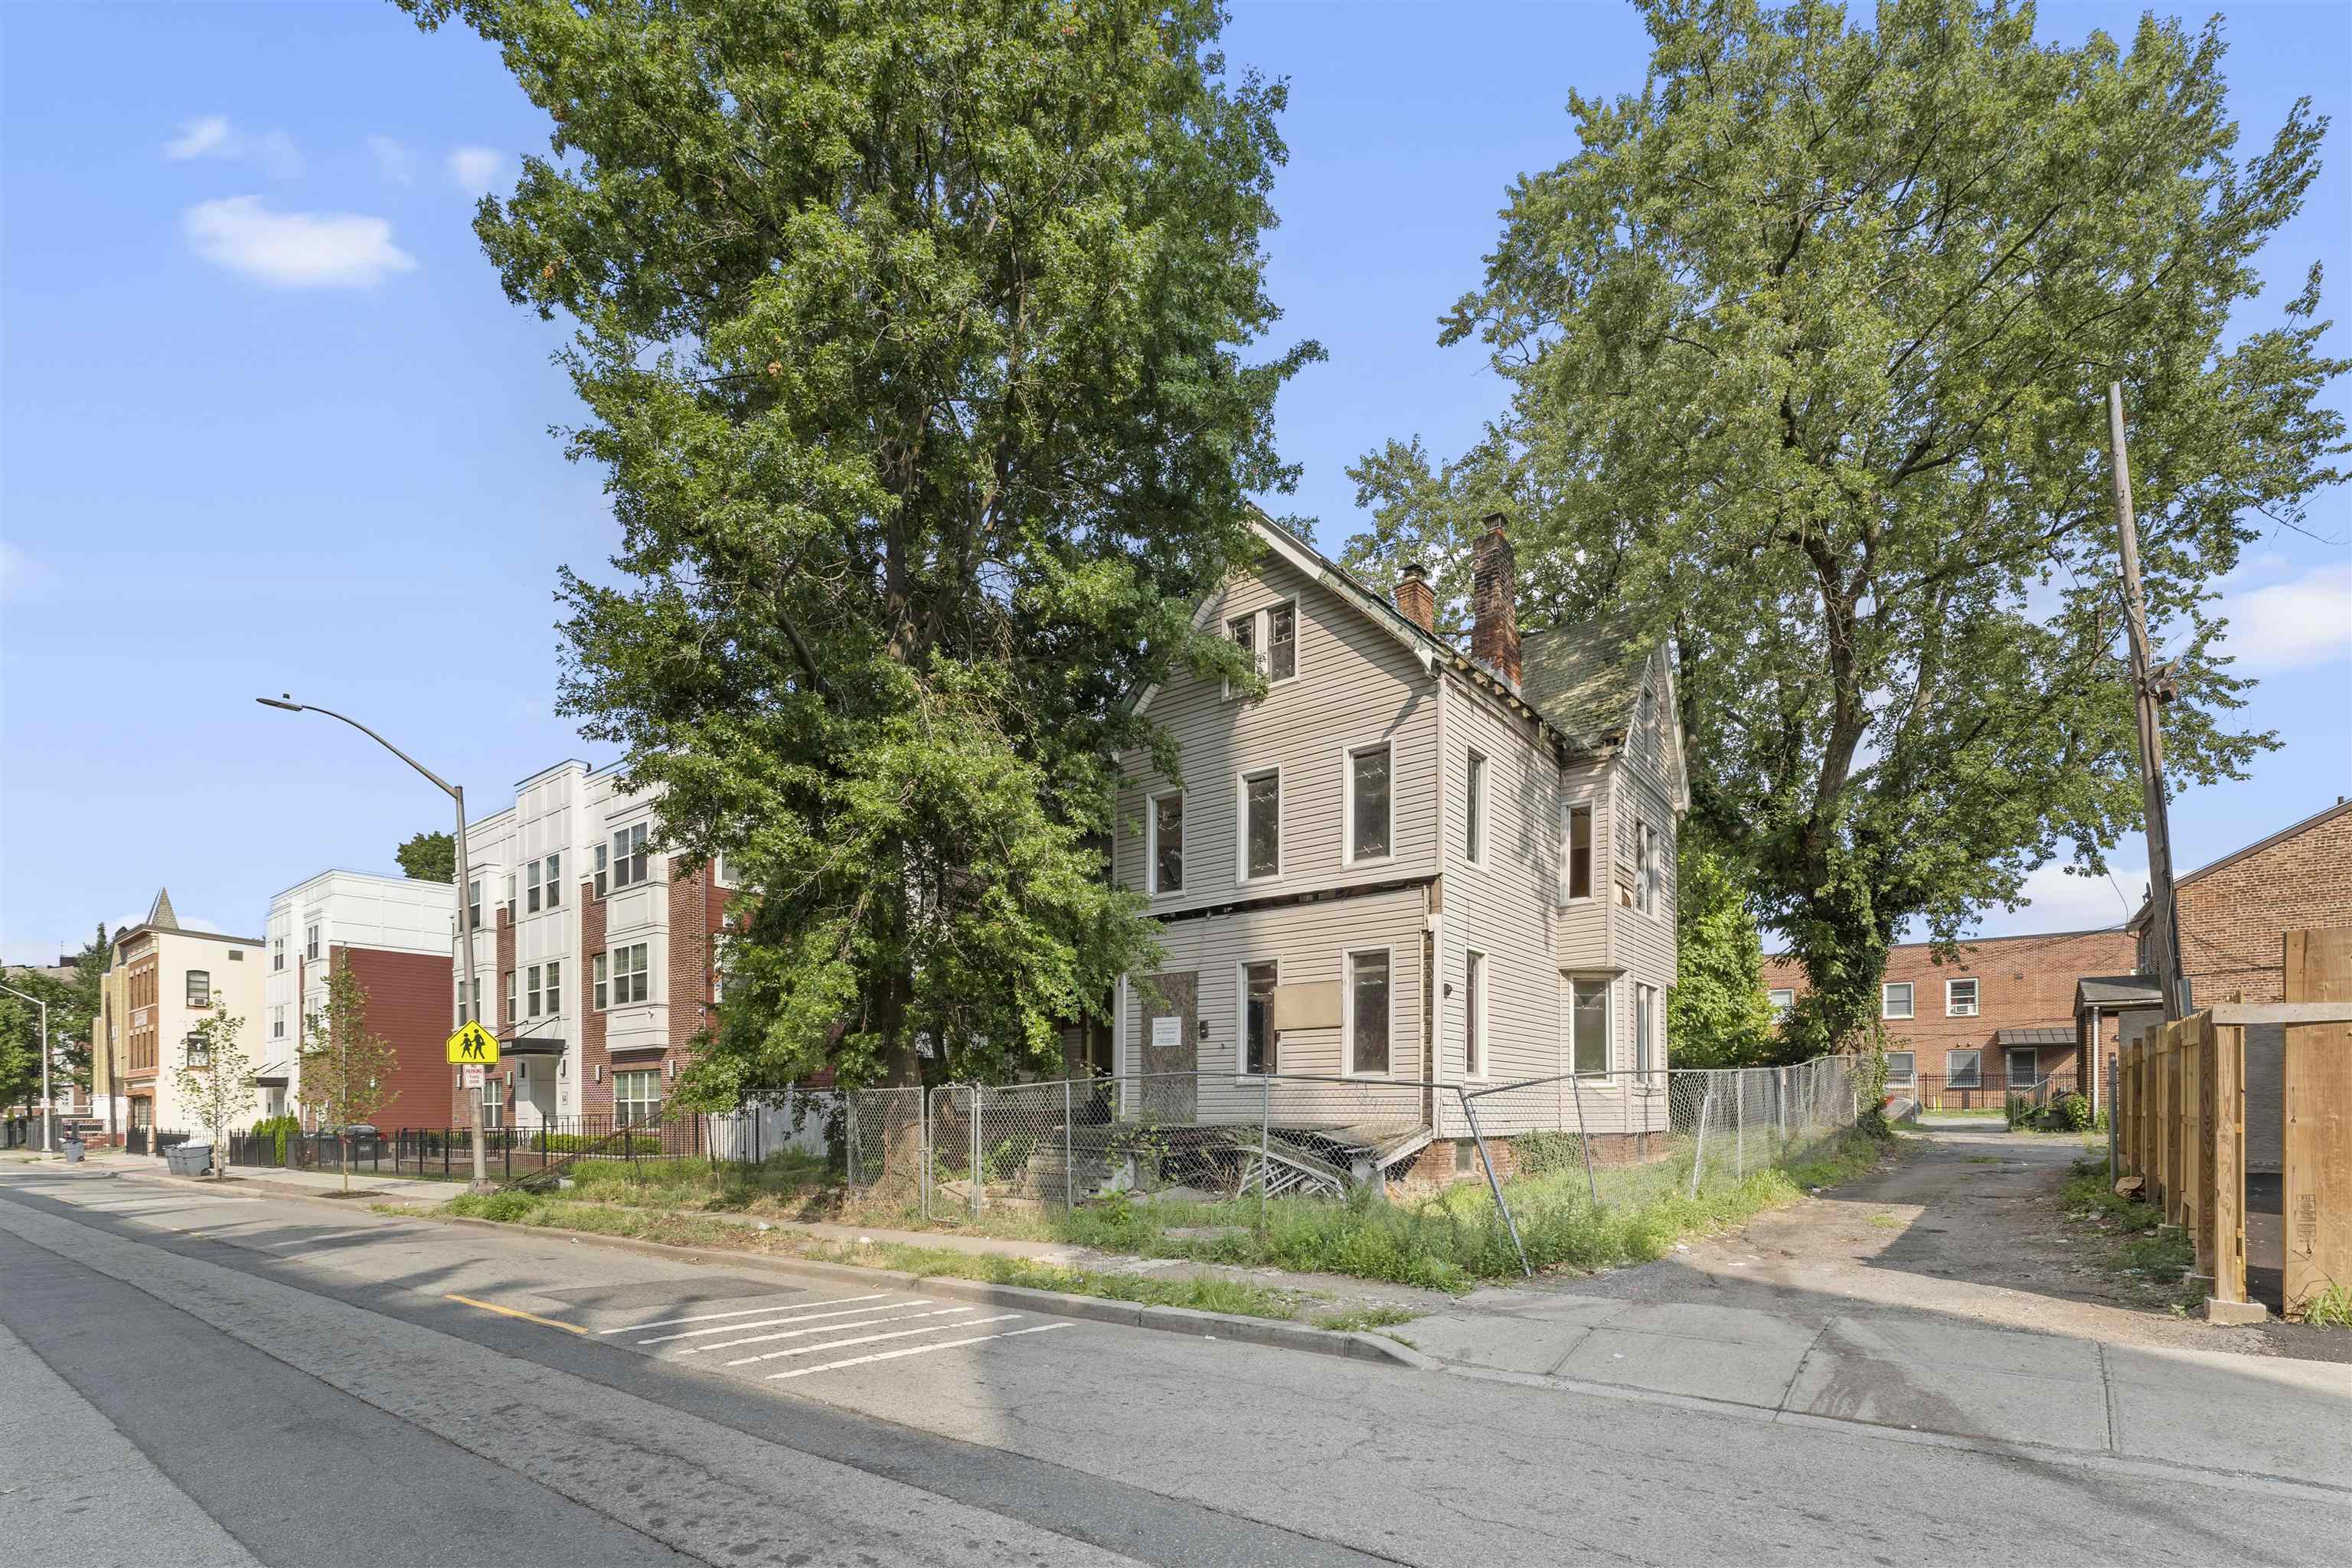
<box><xmin>445</xmin><ymin>1021</ymin><xmax>501</xmax><ymax>1066</ymax></box>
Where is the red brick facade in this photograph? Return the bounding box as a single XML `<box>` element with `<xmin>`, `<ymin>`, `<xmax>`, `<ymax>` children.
<box><xmin>334</xmin><ymin>945</ymin><xmax>459</xmax><ymax>1129</ymax></box>
<box><xmin>580</xmin><ymin>874</ymin><xmax>610</xmax><ymax>1115</ymax></box>
<box><xmin>2137</xmin><ymin>800</ymin><xmax>2352</xmax><ymax>1008</ymax></box>
<box><xmin>1764</xmin><ymin>927</ymin><xmax>2137</xmax><ymax>1093</ymax></box>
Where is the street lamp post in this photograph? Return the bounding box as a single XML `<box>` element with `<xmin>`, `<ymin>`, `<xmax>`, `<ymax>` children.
<box><xmin>0</xmin><ymin>983</ymin><xmax>53</xmax><ymax>1153</ymax></box>
<box><xmin>256</xmin><ymin>695</ymin><xmax>493</xmax><ymax>1193</ymax></box>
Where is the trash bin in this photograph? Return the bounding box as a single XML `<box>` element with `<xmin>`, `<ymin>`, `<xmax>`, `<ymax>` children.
<box><xmin>165</xmin><ymin>1142</ymin><xmax>213</xmax><ymax>1177</ymax></box>
<box><xmin>62</xmin><ymin>1138</ymin><xmax>85</xmax><ymax>1164</ymax></box>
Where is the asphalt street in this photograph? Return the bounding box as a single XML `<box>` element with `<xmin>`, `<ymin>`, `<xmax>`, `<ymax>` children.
<box><xmin>1</xmin><ymin>1165</ymin><xmax>2342</xmax><ymax>1567</ymax></box>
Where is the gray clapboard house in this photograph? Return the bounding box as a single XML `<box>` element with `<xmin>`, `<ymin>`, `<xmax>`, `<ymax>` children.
<box><xmin>1110</xmin><ymin>513</ymin><xmax>1688</xmax><ymax>1186</ymax></box>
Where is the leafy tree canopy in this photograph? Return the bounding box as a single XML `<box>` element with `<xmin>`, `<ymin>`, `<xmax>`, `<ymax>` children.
<box><xmin>404</xmin><ymin>0</ymin><xmax>1319</xmax><ymax>1090</ymax></box>
<box><xmin>1667</xmin><ymin>846</ymin><xmax>1782</xmax><ymax>1067</ymax></box>
<box><xmin>3</xmin><ymin>921</ymin><xmax>107</xmax><ymax>1095</ymax></box>
<box><xmin>1346</xmin><ymin>0</ymin><xmax>2344</xmax><ymax>1047</ymax></box>
<box><xmin>396</xmin><ymin>830</ymin><xmax>456</xmax><ymax>884</ymax></box>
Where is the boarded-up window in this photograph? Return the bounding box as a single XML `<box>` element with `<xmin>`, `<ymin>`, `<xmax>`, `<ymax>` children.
<box><xmin>1350</xmin><ymin>746</ymin><xmax>1391</xmax><ymax>861</ymax></box>
<box><xmin>1244</xmin><ymin>961</ymin><xmax>1278</xmax><ymax>1076</ymax></box>
<box><xmin>1244</xmin><ymin>771</ymin><xmax>1280</xmax><ymax>879</ymax></box>
<box><xmin>1572</xmin><ymin>978</ymin><xmax>1610</xmax><ymax>1074</ymax></box>
<box><xmin>1349</xmin><ymin>951</ymin><xmax>1390</xmax><ymax>1075</ymax></box>
<box><xmin>1152</xmin><ymin>793</ymin><xmax>1184</xmax><ymax>893</ymax></box>
<box><xmin>1567</xmin><ymin>805</ymin><xmax>1593</xmax><ymax>900</ymax></box>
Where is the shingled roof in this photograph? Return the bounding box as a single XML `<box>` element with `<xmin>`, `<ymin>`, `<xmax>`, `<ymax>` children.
<box><xmin>1517</xmin><ymin>615</ymin><xmax>1655</xmax><ymax>742</ymax></box>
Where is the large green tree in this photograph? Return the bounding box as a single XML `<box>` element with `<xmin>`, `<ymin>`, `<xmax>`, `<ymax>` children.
<box><xmin>1668</xmin><ymin>846</ymin><xmax>1781</xmax><ymax>1067</ymax></box>
<box><xmin>1347</xmin><ymin>0</ymin><xmax>2344</xmax><ymax>1047</ymax></box>
<box><xmin>405</xmin><ymin>0</ymin><xmax>1318</xmax><ymax>1093</ymax></box>
<box><xmin>3</xmin><ymin>922</ymin><xmax>106</xmax><ymax>1098</ymax></box>
<box><xmin>395</xmin><ymin>831</ymin><xmax>456</xmax><ymax>884</ymax></box>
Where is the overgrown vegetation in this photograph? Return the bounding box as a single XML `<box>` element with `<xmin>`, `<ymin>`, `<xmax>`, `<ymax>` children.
<box><xmin>2008</xmin><ymin>1092</ymin><xmax>2095</xmax><ymax>1132</ymax></box>
<box><xmin>1312</xmin><ymin>1305</ymin><xmax>1421</xmax><ymax>1333</ymax></box>
<box><xmin>2298</xmin><ymin>1283</ymin><xmax>2352</xmax><ymax>1330</ymax></box>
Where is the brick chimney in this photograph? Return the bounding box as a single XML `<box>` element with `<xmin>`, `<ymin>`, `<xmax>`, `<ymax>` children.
<box><xmin>1394</xmin><ymin>560</ymin><xmax>1436</xmax><ymax>634</ymax></box>
<box><xmin>1470</xmin><ymin>514</ymin><xmax>1520</xmax><ymax>684</ymax></box>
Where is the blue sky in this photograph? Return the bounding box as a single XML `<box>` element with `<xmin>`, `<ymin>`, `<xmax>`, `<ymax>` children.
<box><xmin>2</xmin><ymin>1</ymin><xmax>2345</xmax><ymax>963</ymax></box>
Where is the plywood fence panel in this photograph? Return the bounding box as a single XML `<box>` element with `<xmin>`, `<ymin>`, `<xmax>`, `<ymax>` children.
<box><xmin>2282</xmin><ymin>928</ymin><xmax>2352</xmax><ymax>1318</ymax></box>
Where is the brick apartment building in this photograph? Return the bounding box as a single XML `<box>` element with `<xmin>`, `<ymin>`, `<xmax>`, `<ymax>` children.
<box><xmin>2082</xmin><ymin>797</ymin><xmax>2352</xmax><ymax>1086</ymax></box>
<box><xmin>1764</xmin><ymin>926</ymin><xmax>2137</xmax><ymax>1106</ymax></box>
<box><xmin>456</xmin><ymin>760</ymin><xmax>737</xmax><ymax>1133</ymax></box>
<box><xmin>265</xmin><ymin>871</ymin><xmax>461</xmax><ymax>1130</ymax></box>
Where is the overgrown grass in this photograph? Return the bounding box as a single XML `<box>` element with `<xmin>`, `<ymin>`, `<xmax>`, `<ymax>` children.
<box><xmin>1312</xmin><ymin>1305</ymin><xmax>1421</xmax><ymax>1332</ymax></box>
<box><xmin>2297</xmin><ymin>1283</ymin><xmax>2352</xmax><ymax>1329</ymax></box>
<box><xmin>436</xmin><ymin>1191</ymin><xmax>1302</xmax><ymax>1318</ymax></box>
<box><xmin>2059</xmin><ymin>1157</ymin><xmax>2164</xmax><ymax>1233</ymax></box>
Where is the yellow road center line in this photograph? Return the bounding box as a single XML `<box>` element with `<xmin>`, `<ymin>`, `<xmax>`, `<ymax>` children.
<box><xmin>445</xmin><ymin>1293</ymin><xmax>586</xmax><ymax>1334</ymax></box>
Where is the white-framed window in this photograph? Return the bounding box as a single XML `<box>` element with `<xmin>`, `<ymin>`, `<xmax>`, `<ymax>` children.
<box><xmin>1564</xmin><ymin>802</ymin><xmax>1595</xmax><ymax>901</ymax></box>
<box><xmin>525</xmin><ymin>859</ymin><xmax>543</xmax><ymax>914</ymax></box>
<box><xmin>1946</xmin><ymin>978</ymin><xmax>1979</xmax><ymax>1017</ymax></box>
<box><xmin>1240</xmin><ymin>959</ymin><xmax>1278</xmax><ymax>1076</ymax></box>
<box><xmin>1344</xmin><ymin>743</ymin><xmax>1393</xmax><ymax>864</ymax></box>
<box><xmin>1882</xmin><ymin>982</ymin><xmax>1914</xmax><ymax>1021</ymax></box>
<box><xmin>1768</xmin><ymin>988</ymin><xmax>1795</xmax><ymax>1015</ymax></box>
<box><xmin>1226</xmin><ymin>599</ymin><xmax>1298</xmax><ymax>693</ymax></box>
<box><xmin>480</xmin><ymin>1088</ymin><xmax>502</xmax><ymax>1130</ymax></box>
<box><xmin>1238</xmin><ymin>767</ymin><xmax>1281</xmax><ymax>882</ymax></box>
<box><xmin>1946</xmin><ymin>1048</ymin><xmax>1981</xmax><ymax>1088</ymax></box>
<box><xmin>611</xmin><ymin>942</ymin><xmax>649</xmax><ymax>1005</ymax></box>
<box><xmin>1632</xmin><ymin>820</ymin><xmax>1659</xmax><ymax>915</ymax></box>
<box><xmin>1635</xmin><ymin>982</ymin><xmax>1658</xmax><ymax>1076</ymax></box>
<box><xmin>714</xmin><ymin>853</ymin><xmax>740</xmax><ymax>890</ymax></box>
<box><xmin>2005</xmin><ymin>1047</ymin><xmax>2038</xmax><ymax>1088</ymax></box>
<box><xmin>1148</xmin><ymin>790</ymin><xmax>1184</xmax><ymax>894</ymax></box>
<box><xmin>525</xmin><ymin>964</ymin><xmax>542</xmax><ymax>1018</ymax></box>
<box><xmin>593</xmin><ymin>952</ymin><xmax>609</xmax><ymax>1011</ymax></box>
<box><xmin>1464</xmin><ymin>750</ymin><xmax>1487</xmax><ymax>867</ymax></box>
<box><xmin>467</xmin><ymin>879</ymin><xmax>482</xmax><ymax>932</ymax></box>
<box><xmin>272</xmin><ymin>936</ymin><xmax>285</xmax><ymax>972</ymax></box>
<box><xmin>505</xmin><ymin>874</ymin><xmax>517</xmax><ymax>921</ymax></box>
<box><xmin>593</xmin><ymin>842</ymin><xmax>608</xmax><ymax>898</ymax></box>
<box><xmin>185</xmin><ymin>971</ymin><xmax>210</xmax><ymax>1007</ymax></box>
<box><xmin>1885</xmin><ymin>1050</ymin><xmax>1916</xmax><ymax>1085</ymax></box>
<box><xmin>545</xmin><ymin>959</ymin><xmax>561</xmax><ymax>1014</ymax></box>
<box><xmin>505</xmin><ymin>968</ymin><xmax>516</xmax><ymax>1026</ymax></box>
<box><xmin>547</xmin><ymin>852</ymin><xmax>564</xmax><ymax>907</ymax></box>
<box><xmin>1346</xmin><ymin>949</ymin><xmax>1392</xmax><ymax>1076</ymax></box>
<box><xmin>305</xmin><ymin>924</ymin><xmax>319</xmax><ymax>961</ymax></box>
<box><xmin>610</xmin><ymin>823</ymin><xmax>651</xmax><ymax>889</ymax></box>
<box><xmin>271</xmin><ymin>1004</ymin><xmax>286</xmax><ymax>1040</ymax></box>
<box><xmin>1463</xmin><ymin>949</ymin><xmax>1487</xmax><ymax>1079</ymax></box>
<box><xmin>615</xmin><ymin>1067</ymin><xmax>662</xmax><ymax>1126</ymax></box>
<box><xmin>1570</xmin><ymin>977</ymin><xmax>1611</xmax><ymax>1074</ymax></box>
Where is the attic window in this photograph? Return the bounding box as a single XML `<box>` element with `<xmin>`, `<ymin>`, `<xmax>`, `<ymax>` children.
<box><xmin>1226</xmin><ymin>601</ymin><xmax>1298</xmax><ymax>692</ymax></box>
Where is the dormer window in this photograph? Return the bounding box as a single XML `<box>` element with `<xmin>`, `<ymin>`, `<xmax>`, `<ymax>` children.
<box><xmin>1226</xmin><ymin>600</ymin><xmax>1298</xmax><ymax>693</ymax></box>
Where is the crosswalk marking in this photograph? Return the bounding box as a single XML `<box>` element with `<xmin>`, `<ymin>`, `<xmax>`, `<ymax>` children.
<box><xmin>603</xmin><ymin>1294</ymin><xmax>891</xmax><ymax>1334</ymax></box>
<box><xmin>679</xmin><ymin>1305</ymin><xmax>980</xmax><ymax>1357</ymax></box>
<box><xmin>733</xmin><ymin>1313</ymin><xmax>1025</xmax><ymax>1368</ymax></box>
<box><xmin>765</xmin><ymin>1321</ymin><xmax>1071</xmax><ymax>1380</ymax></box>
<box><xmin>635</xmin><ymin>1300</ymin><xmax>927</xmax><ymax>1346</ymax></box>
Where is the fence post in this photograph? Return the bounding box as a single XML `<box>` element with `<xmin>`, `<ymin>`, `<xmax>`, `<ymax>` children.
<box><xmin>1736</xmin><ymin>1070</ymin><xmax>1746</xmax><ymax>1180</ymax></box>
<box><xmin>1461</xmin><ymin>1087</ymin><xmax>1531</xmax><ymax>1278</ymax></box>
<box><xmin>1064</xmin><ymin>1079</ymin><xmax>1074</xmax><ymax>1212</ymax></box>
<box><xmin>1569</xmin><ymin>1069</ymin><xmax>1599</xmax><ymax>1209</ymax></box>
<box><xmin>847</xmin><ymin>1095</ymin><xmax>861</xmax><ymax>1191</ymax></box>
<box><xmin>970</xmin><ymin>1085</ymin><xmax>984</xmax><ymax>1217</ymax></box>
<box><xmin>2106</xmin><ymin>1053</ymin><xmax>2118</xmax><ymax>1178</ymax></box>
<box><xmin>1259</xmin><ymin>1072</ymin><xmax>1271</xmax><ymax>1234</ymax></box>
<box><xmin>1688</xmin><ymin>1073</ymin><xmax>1716</xmax><ymax>1199</ymax></box>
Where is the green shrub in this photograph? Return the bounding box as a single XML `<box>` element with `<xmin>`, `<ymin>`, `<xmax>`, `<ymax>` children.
<box><xmin>247</xmin><ymin>1114</ymin><xmax>302</xmax><ymax>1164</ymax></box>
<box><xmin>1514</xmin><ymin>1131</ymin><xmax>1584</xmax><ymax>1176</ymax></box>
<box><xmin>449</xmin><ymin>1191</ymin><xmax>544</xmax><ymax>1223</ymax></box>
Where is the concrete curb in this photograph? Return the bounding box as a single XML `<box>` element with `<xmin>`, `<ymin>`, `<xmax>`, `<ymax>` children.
<box><xmin>430</xmin><ymin>1213</ymin><xmax>1430</xmax><ymax>1369</ymax></box>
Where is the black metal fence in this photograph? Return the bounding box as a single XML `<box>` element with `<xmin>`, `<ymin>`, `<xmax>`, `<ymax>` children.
<box><xmin>223</xmin><ymin>1115</ymin><xmax>712</xmax><ymax>1184</ymax></box>
<box><xmin>1904</xmin><ymin>1070</ymin><xmax>2081</xmax><ymax>1111</ymax></box>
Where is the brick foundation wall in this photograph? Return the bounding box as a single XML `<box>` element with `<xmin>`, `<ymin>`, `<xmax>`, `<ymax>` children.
<box><xmin>334</xmin><ymin>945</ymin><xmax>459</xmax><ymax>1129</ymax></box>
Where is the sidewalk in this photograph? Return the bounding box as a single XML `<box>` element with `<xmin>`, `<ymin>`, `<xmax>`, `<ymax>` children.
<box><xmin>65</xmin><ymin>1152</ymin><xmax>466</xmax><ymax>1209</ymax></box>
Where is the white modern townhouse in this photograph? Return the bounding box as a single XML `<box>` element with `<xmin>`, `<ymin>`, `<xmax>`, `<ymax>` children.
<box><xmin>263</xmin><ymin>869</ymin><xmax>459</xmax><ymax>1128</ymax></box>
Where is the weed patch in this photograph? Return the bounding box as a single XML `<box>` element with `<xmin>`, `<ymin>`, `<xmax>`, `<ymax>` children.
<box><xmin>2296</xmin><ymin>1283</ymin><xmax>2352</xmax><ymax>1329</ymax></box>
<box><xmin>1312</xmin><ymin>1305</ymin><xmax>1421</xmax><ymax>1333</ymax></box>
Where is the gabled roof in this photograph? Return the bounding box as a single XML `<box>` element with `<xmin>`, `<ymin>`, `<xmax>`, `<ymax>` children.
<box><xmin>1519</xmin><ymin>615</ymin><xmax>1653</xmax><ymax>740</ymax></box>
<box><xmin>2126</xmin><ymin>796</ymin><xmax>2352</xmax><ymax>932</ymax></box>
<box><xmin>1139</xmin><ymin>511</ymin><xmax>1679</xmax><ymax>776</ymax></box>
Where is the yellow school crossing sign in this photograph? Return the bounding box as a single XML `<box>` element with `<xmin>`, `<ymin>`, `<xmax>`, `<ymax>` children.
<box><xmin>446</xmin><ymin>1020</ymin><xmax>501</xmax><ymax>1067</ymax></box>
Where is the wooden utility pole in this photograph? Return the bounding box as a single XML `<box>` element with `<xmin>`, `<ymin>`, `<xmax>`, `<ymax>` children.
<box><xmin>2106</xmin><ymin>383</ymin><xmax>2190</xmax><ymax>1022</ymax></box>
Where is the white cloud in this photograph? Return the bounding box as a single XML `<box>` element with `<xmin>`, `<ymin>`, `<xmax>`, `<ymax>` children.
<box><xmin>182</xmin><ymin>197</ymin><xmax>418</xmax><ymax>289</ymax></box>
<box><xmin>163</xmin><ymin>115</ymin><xmax>302</xmax><ymax>179</ymax></box>
<box><xmin>367</xmin><ymin>134</ymin><xmax>414</xmax><ymax>185</ymax></box>
<box><xmin>0</xmin><ymin>541</ymin><xmax>44</xmax><ymax>603</ymax></box>
<box><xmin>2221</xmin><ymin>562</ymin><xmax>2352</xmax><ymax>673</ymax></box>
<box><xmin>447</xmin><ymin>145</ymin><xmax>506</xmax><ymax>197</ymax></box>
<box><xmin>1968</xmin><ymin>858</ymin><xmax>2143</xmax><ymax>941</ymax></box>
